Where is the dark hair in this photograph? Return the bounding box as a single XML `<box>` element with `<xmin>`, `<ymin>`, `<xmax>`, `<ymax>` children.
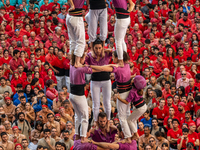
<box><xmin>113</xmin><ymin>50</ymin><xmax>130</xmax><ymax>62</ymax></box>
<box><xmin>162</xmin><ymin>143</ymin><xmax>169</xmax><ymax>147</ymax></box>
<box><xmin>35</xmin><ymin>121</ymin><xmax>43</xmax><ymax>131</ymax></box>
<box><xmin>46</xmin><ymin>79</ymin><xmax>54</xmax><ymax>87</ymax></box>
<box><xmin>0</xmin><ymin>132</ymin><xmax>7</xmax><ymax>138</ymax></box>
<box><xmin>36</xmin><ymin>145</ymin><xmax>43</xmax><ymax>150</ymax></box>
<box><xmin>196</xmin><ymin>74</ymin><xmax>200</xmax><ymax>80</ymax></box>
<box><xmin>43</xmin><ymin>129</ymin><xmax>51</xmax><ymax>134</ymax></box>
<box><xmin>62</xmin><ymin>130</ymin><xmax>70</xmax><ymax>135</ymax></box>
<box><xmin>22</xmin><ymin>138</ymin><xmax>28</xmax><ymax>142</ymax></box>
<box><xmin>93</xmin><ymin>38</ymin><xmax>103</xmax><ymax>48</ymax></box>
<box><xmin>172</xmin><ymin>118</ymin><xmax>180</xmax><ymax>124</ymax></box>
<box><xmin>0</xmin><ymin>77</ymin><xmax>6</xmax><ymax>81</ymax></box>
<box><xmin>31</xmin><ymin>78</ymin><xmax>39</xmax><ymax>86</ymax></box>
<box><xmin>18</xmin><ymin>112</ymin><xmax>25</xmax><ymax>118</ymax></box>
<box><xmin>98</xmin><ymin>112</ymin><xmax>107</xmax><ymax>120</ymax></box>
<box><xmin>154</xmin><ymin>89</ymin><xmax>162</xmax><ymax>97</ymax></box>
<box><xmin>178</xmin><ymin>86</ymin><xmax>185</xmax><ymax>97</ymax></box>
<box><xmin>152</xmin><ymin>118</ymin><xmax>158</xmax><ymax>123</ymax></box>
<box><xmin>55</xmin><ymin>142</ymin><xmax>62</xmax><ymax>146</ymax></box>
<box><xmin>47</xmin><ymin>113</ymin><xmax>54</xmax><ymax>118</ymax></box>
<box><xmin>182</xmin><ymin>128</ymin><xmax>189</xmax><ymax>133</ymax></box>
<box><xmin>13</xmin><ymin>49</ymin><xmax>20</xmax><ymax>56</ymax></box>
<box><xmin>20</xmin><ymin>96</ymin><xmax>26</xmax><ymax>100</ymax></box>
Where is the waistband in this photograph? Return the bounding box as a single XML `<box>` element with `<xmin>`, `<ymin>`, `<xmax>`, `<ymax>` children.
<box><xmin>69</xmin><ymin>8</ymin><xmax>83</xmax><ymax>17</ymax></box>
<box><xmin>133</xmin><ymin>98</ymin><xmax>146</xmax><ymax>108</ymax></box>
<box><xmin>70</xmin><ymin>84</ymin><xmax>85</xmax><ymax>96</ymax></box>
<box><xmin>115</xmin><ymin>8</ymin><xmax>129</xmax><ymax>19</ymax></box>
<box><xmin>117</xmin><ymin>79</ymin><xmax>132</xmax><ymax>93</ymax></box>
<box><xmin>91</xmin><ymin>72</ymin><xmax>110</xmax><ymax>81</ymax></box>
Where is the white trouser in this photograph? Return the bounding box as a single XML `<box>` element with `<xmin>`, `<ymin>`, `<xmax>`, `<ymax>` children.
<box><xmin>127</xmin><ymin>104</ymin><xmax>147</xmax><ymax>134</ymax></box>
<box><xmin>56</xmin><ymin>76</ymin><xmax>65</xmax><ymax>91</ymax></box>
<box><xmin>85</xmin><ymin>8</ymin><xmax>108</xmax><ymax>42</ymax></box>
<box><xmin>91</xmin><ymin>80</ymin><xmax>111</xmax><ymax>121</ymax></box>
<box><xmin>117</xmin><ymin>91</ymin><xmax>131</xmax><ymax>138</ymax></box>
<box><xmin>115</xmin><ymin>17</ymin><xmax>130</xmax><ymax>60</ymax></box>
<box><xmin>69</xmin><ymin>93</ymin><xmax>88</xmax><ymax>137</ymax></box>
<box><xmin>65</xmin><ymin>76</ymin><xmax>70</xmax><ymax>93</ymax></box>
<box><xmin>66</xmin><ymin>14</ymin><xmax>85</xmax><ymax>57</ymax></box>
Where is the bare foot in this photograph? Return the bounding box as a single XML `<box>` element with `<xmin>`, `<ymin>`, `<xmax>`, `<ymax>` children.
<box><xmin>118</xmin><ymin>60</ymin><xmax>124</xmax><ymax>67</ymax></box>
<box><xmin>125</xmin><ymin>138</ymin><xmax>132</xmax><ymax>144</ymax></box>
<box><xmin>81</xmin><ymin>137</ymin><xmax>88</xmax><ymax>143</ymax></box>
<box><xmin>74</xmin><ymin>62</ymin><xmax>83</xmax><ymax>68</ymax></box>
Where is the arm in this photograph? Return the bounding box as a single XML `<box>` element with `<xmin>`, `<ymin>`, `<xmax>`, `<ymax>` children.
<box><xmin>195</xmin><ymin>139</ymin><xmax>199</xmax><ymax>146</ymax></box>
<box><xmin>92</xmin><ymin>140</ymin><xmax>119</xmax><ymax>149</ymax></box>
<box><xmin>117</xmin><ymin>93</ymin><xmax>129</xmax><ymax>105</ymax></box>
<box><xmin>68</xmin><ymin>0</ymin><xmax>75</xmax><ymax>11</ymax></box>
<box><xmin>52</xmin><ymin>99</ymin><xmax>59</xmax><ymax>113</ymax></box>
<box><xmin>90</xmin><ymin>65</ymin><xmax>114</xmax><ymax>72</ymax></box>
<box><xmin>177</xmin><ymin>138</ymin><xmax>183</xmax><ymax>150</ymax></box>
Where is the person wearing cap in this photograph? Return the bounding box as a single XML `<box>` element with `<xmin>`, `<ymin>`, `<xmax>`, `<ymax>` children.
<box><xmin>177</xmin><ymin>102</ymin><xmax>186</xmax><ymax>121</ymax></box>
<box><xmin>116</xmin><ymin>75</ymin><xmax>147</xmax><ymax>142</ymax></box>
<box><xmin>8</xmin><ymin>126</ymin><xmax>26</xmax><ymax>146</ymax></box>
<box><xmin>188</xmin><ymin>123</ymin><xmax>199</xmax><ymax>146</ymax></box>
<box><xmin>36</xmin><ymin>105</ymin><xmax>54</xmax><ymax>124</ymax></box>
<box><xmin>66</xmin><ymin>0</ymin><xmax>86</xmax><ymax>68</ymax></box>
<box><xmin>111</xmin><ymin>0</ymin><xmax>134</xmax><ymax>67</ymax></box>
<box><xmin>3</xmin><ymin>97</ymin><xmax>15</xmax><ymax>122</ymax></box>
<box><xmin>0</xmin><ymin>132</ymin><xmax>14</xmax><ymax>150</ymax></box>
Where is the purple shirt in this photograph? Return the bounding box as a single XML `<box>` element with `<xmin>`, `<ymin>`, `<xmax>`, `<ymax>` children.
<box><xmin>126</xmin><ymin>88</ymin><xmax>143</xmax><ymax>103</ymax></box>
<box><xmin>90</xmin><ymin>128</ymin><xmax>117</xmax><ymax>143</ymax></box>
<box><xmin>112</xmin><ymin>63</ymin><xmax>131</xmax><ymax>83</ymax></box>
<box><xmin>85</xmin><ymin>52</ymin><xmax>112</xmax><ymax>66</ymax></box>
<box><xmin>73</xmin><ymin>140</ymin><xmax>97</xmax><ymax>150</ymax></box>
<box><xmin>119</xmin><ymin>140</ymin><xmax>137</xmax><ymax>150</ymax></box>
<box><xmin>112</xmin><ymin>0</ymin><xmax>127</xmax><ymax>10</ymax></box>
<box><xmin>73</xmin><ymin>0</ymin><xmax>85</xmax><ymax>9</ymax></box>
<box><xmin>70</xmin><ymin>65</ymin><xmax>93</xmax><ymax>84</ymax></box>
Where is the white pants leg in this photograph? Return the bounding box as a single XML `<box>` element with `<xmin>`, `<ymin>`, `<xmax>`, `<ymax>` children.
<box><xmin>66</xmin><ymin>14</ymin><xmax>85</xmax><ymax>57</ymax></box>
<box><xmin>127</xmin><ymin>104</ymin><xmax>147</xmax><ymax>134</ymax></box>
<box><xmin>115</xmin><ymin>17</ymin><xmax>130</xmax><ymax>60</ymax></box>
<box><xmin>56</xmin><ymin>76</ymin><xmax>65</xmax><ymax>91</ymax></box>
<box><xmin>117</xmin><ymin>91</ymin><xmax>132</xmax><ymax>138</ymax></box>
<box><xmin>91</xmin><ymin>80</ymin><xmax>101</xmax><ymax>122</ymax></box>
<box><xmin>65</xmin><ymin>76</ymin><xmax>70</xmax><ymax>93</ymax></box>
<box><xmin>69</xmin><ymin>94</ymin><xmax>88</xmax><ymax>137</ymax></box>
<box><xmin>87</xmin><ymin>8</ymin><xmax>108</xmax><ymax>42</ymax></box>
<box><xmin>101</xmin><ymin>80</ymin><xmax>111</xmax><ymax>120</ymax></box>
<box><xmin>91</xmin><ymin>80</ymin><xmax>111</xmax><ymax>121</ymax></box>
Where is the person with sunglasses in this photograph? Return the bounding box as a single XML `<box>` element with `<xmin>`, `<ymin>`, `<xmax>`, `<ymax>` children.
<box><xmin>176</xmin><ymin>71</ymin><xmax>189</xmax><ymax>89</ymax></box>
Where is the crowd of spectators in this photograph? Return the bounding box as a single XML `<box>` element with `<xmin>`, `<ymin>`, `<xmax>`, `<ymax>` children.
<box><xmin>0</xmin><ymin>0</ymin><xmax>199</xmax><ymax>150</ymax></box>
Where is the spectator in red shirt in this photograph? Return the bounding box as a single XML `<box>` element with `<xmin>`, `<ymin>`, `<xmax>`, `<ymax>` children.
<box><xmin>177</xmin><ymin>128</ymin><xmax>195</xmax><ymax>150</ymax></box>
<box><xmin>130</xmin><ymin>61</ymin><xmax>140</xmax><ymax>78</ymax></box>
<box><xmin>164</xmin><ymin>107</ymin><xmax>179</xmax><ymax>128</ymax></box>
<box><xmin>194</xmin><ymin>96</ymin><xmax>200</xmax><ymax>115</ymax></box>
<box><xmin>188</xmin><ymin>123</ymin><xmax>200</xmax><ymax>146</ymax></box>
<box><xmin>153</xmin><ymin>52</ymin><xmax>168</xmax><ymax>74</ymax></box>
<box><xmin>138</xmin><ymin>122</ymin><xmax>145</xmax><ymax>136</ymax></box>
<box><xmin>177</xmin><ymin>13</ymin><xmax>192</xmax><ymax>28</ymax></box>
<box><xmin>181</xmin><ymin>111</ymin><xmax>195</xmax><ymax>127</ymax></box>
<box><xmin>167</xmin><ymin>119</ymin><xmax>183</xmax><ymax>150</ymax></box>
<box><xmin>177</xmin><ymin>102</ymin><xmax>186</xmax><ymax>121</ymax></box>
<box><xmin>152</xmin><ymin>99</ymin><xmax>168</xmax><ymax>126</ymax></box>
<box><xmin>9</xmin><ymin>49</ymin><xmax>25</xmax><ymax>71</ymax></box>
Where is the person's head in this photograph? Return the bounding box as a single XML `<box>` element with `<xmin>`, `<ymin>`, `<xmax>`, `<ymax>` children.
<box><xmin>35</xmin><ymin>121</ymin><xmax>43</xmax><ymax>131</ymax></box>
<box><xmin>182</xmin><ymin>128</ymin><xmax>189</xmax><ymax>139</ymax></box>
<box><xmin>143</xmin><ymin>110</ymin><xmax>150</xmax><ymax>119</ymax></box>
<box><xmin>62</xmin><ymin>130</ymin><xmax>70</xmax><ymax>141</ymax></box>
<box><xmin>22</xmin><ymin>139</ymin><xmax>29</xmax><ymax>148</ymax></box>
<box><xmin>0</xmin><ymin>77</ymin><xmax>6</xmax><ymax>86</ymax></box>
<box><xmin>157</xmin><ymin>52</ymin><xmax>163</xmax><ymax>62</ymax></box>
<box><xmin>18</xmin><ymin>112</ymin><xmax>25</xmax><ymax>122</ymax></box>
<box><xmin>51</xmin><ymin>128</ymin><xmax>58</xmax><ymax>137</ymax></box>
<box><xmin>12</xmin><ymin>126</ymin><xmax>19</xmax><ymax>134</ymax></box>
<box><xmin>138</xmin><ymin>122</ymin><xmax>144</xmax><ymax>130</ymax></box>
<box><xmin>159</xmin><ymin>99</ymin><xmax>165</xmax><ymax>108</ymax></box>
<box><xmin>189</xmin><ymin>123</ymin><xmax>196</xmax><ymax>132</ymax></box>
<box><xmin>172</xmin><ymin>118</ymin><xmax>180</xmax><ymax>128</ymax></box>
<box><xmin>4</xmin><ymin>97</ymin><xmax>12</xmax><ymax>106</ymax></box>
<box><xmin>178</xmin><ymin>102</ymin><xmax>185</xmax><ymax>112</ymax></box>
<box><xmin>112</xmin><ymin>50</ymin><xmax>130</xmax><ymax>64</ymax></box>
<box><xmin>66</xmin><ymin>121</ymin><xmax>73</xmax><ymax>130</ymax></box>
<box><xmin>181</xmin><ymin>71</ymin><xmax>187</xmax><ymax>80</ymax></box>
<box><xmin>164</xmin><ymin>81</ymin><xmax>171</xmax><ymax>91</ymax></box>
<box><xmin>97</xmin><ymin>112</ymin><xmax>108</xmax><ymax>129</ymax></box>
<box><xmin>43</xmin><ymin>129</ymin><xmax>51</xmax><ymax>138</ymax></box>
<box><xmin>170</xmin><ymin>85</ymin><xmax>176</xmax><ymax>94</ymax></box>
<box><xmin>185</xmin><ymin>111</ymin><xmax>191</xmax><ymax>120</ymax></box>
<box><xmin>1</xmin><ymin>132</ymin><xmax>8</xmax><ymax>142</ymax></box>
<box><xmin>144</xmin><ymin>126</ymin><xmax>150</xmax><ymax>136</ymax></box>
<box><xmin>162</xmin><ymin>143</ymin><xmax>169</xmax><ymax>150</ymax></box>
<box><xmin>47</xmin><ymin>113</ymin><xmax>54</xmax><ymax>122</ymax></box>
<box><xmin>152</xmin><ymin>118</ymin><xmax>158</xmax><ymax>127</ymax></box>
<box><xmin>167</xmin><ymin>96</ymin><xmax>173</xmax><ymax>106</ymax></box>
<box><xmin>169</xmin><ymin>107</ymin><xmax>175</xmax><ymax>116</ymax></box>
<box><xmin>155</xmin><ymin>131</ymin><xmax>164</xmax><ymax>141</ymax></box>
<box><xmin>36</xmin><ymin>145</ymin><xmax>43</xmax><ymax>150</ymax></box>
<box><xmin>178</xmin><ymin>86</ymin><xmax>185</xmax><ymax>96</ymax></box>
<box><xmin>149</xmin><ymin>137</ymin><xmax>156</xmax><ymax>147</ymax></box>
<box><xmin>42</xmin><ymin>105</ymin><xmax>48</xmax><ymax>113</ymax></box>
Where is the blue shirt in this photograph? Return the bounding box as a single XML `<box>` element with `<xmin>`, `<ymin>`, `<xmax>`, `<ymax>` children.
<box><xmin>13</xmin><ymin>93</ymin><xmax>28</xmax><ymax>101</ymax></box>
<box><xmin>13</xmin><ymin>98</ymin><xmax>28</xmax><ymax>106</ymax></box>
<box><xmin>183</xmin><ymin>6</ymin><xmax>190</xmax><ymax>13</ymax></box>
<box><xmin>141</xmin><ymin>117</ymin><xmax>152</xmax><ymax>128</ymax></box>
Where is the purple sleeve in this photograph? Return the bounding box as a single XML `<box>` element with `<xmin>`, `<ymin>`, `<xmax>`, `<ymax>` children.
<box><xmin>118</xmin><ymin>143</ymin><xmax>130</xmax><ymax>150</ymax></box>
<box><xmin>112</xmin><ymin>66</ymin><xmax>117</xmax><ymax>73</ymax></box>
<box><xmin>85</xmin><ymin>55</ymin><xmax>90</xmax><ymax>65</ymax></box>
<box><xmin>85</xmin><ymin>143</ymin><xmax>98</xmax><ymax>150</ymax></box>
<box><xmin>126</xmin><ymin>90</ymin><xmax>135</xmax><ymax>103</ymax></box>
<box><xmin>81</xmin><ymin>66</ymin><xmax>93</xmax><ymax>74</ymax></box>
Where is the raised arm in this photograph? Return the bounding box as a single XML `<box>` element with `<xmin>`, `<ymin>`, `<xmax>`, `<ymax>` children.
<box><xmin>68</xmin><ymin>0</ymin><xmax>75</xmax><ymax>11</ymax></box>
<box><xmin>127</xmin><ymin>0</ymin><xmax>135</xmax><ymax>12</ymax></box>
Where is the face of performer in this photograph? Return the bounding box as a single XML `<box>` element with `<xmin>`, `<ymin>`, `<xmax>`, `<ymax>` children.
<box><xmin>98</xmin><ymin>117</ymin><xmax>107</xmax><ymax>129</ymax></box>
<box><xmin>112</xmin><ymin>53</ymin><xmax>118</xmax><ymax>64</ymax></box>
<box><xmin>93</xmin><ymin>44</ymin><xmax>103</xmax><ymax>57</ymax></box>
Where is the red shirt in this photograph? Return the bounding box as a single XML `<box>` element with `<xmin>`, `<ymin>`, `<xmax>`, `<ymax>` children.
<box><xmin>177</xmin><ymin>138</ymin><xmax>195</xmax><ymax>149</ymax></box>
<box><xmin>164</xmin><ymin>116</ymin><xmax>180</xmax><ymax>126</ymax></box>
<box><xmin>176</xmin><ymin>111</ymin><xmax>186</xmax><ymax>121</ymax></box>
<box><xmin>40</xmin><ymin>4</ymin><xmax>51</xmax><ymax>12</ymax></box>
<box><xmin>194</xmin><ymin>104</ymin><xmax>200</xmax><ymax>114</ymax></box>
<box><xmin>181</xmin><ymin>119</ymin><xmax>195</xmax><ymax>127</ymax></box>
<box><xmin>177</xmin><ymin>18</ymin><xmax>192</xmax><ymax>28</ymax></box>
<box><xmin>188</xmin><ymin>132</ymin><xmax>199</xmax><ymax>145</ymax></box>
<box><xmin>137</xmin><ymin>129</ymin><xmax>144</xmax><ymax>136</ymax></box>
<box><xmin>51</xmin><ymin>57</ymin><xmax>66</xmax><ymax>69</ymax></box>
<box><xmin>11</xmin><ymin>78</ymin><xmax>23</xmax><ymax>87</ymax></box>
<box><xmin>175</xmin><ymin>55</ymin><xmax>187</xmax><ymax>63</ymax></box>
<box><xmin>9</xmin><ymin>58</ymin><xmax>24</xmax><ymax>71</ymax></box>
<box><xmin>0</xmin><ymin>57</ymin><xmax>12</xmax><ymax>65</ymax></box>
<box><xmin>44</xmin><ymin>75</ymin><xmax>57</xmax><ymax>86</ymax></box>
<box><xmin>152</xmin><ymin>107</ymin><xmax>168</xmax><ymax>120</ymax></box>
<box><xmin>167</xmin><ymin>128</ymin><xmax>182</xmax><ymax>139</ymax></box>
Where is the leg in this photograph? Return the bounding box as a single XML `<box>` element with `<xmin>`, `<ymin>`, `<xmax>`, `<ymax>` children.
<box><xmin>66</xmin><ymin>14</ymin><xmax>76</xmax><ymax>54</ymax></box>
<box><xmin>114</xmin><ymin>17</ymin><xmax>130</xmax><ymax>66</ymax></box>
<box><xmin>55</xmin><ymin>76</ymin><xmax>62</xmax><ymax>91</ymax></box>
<box><xmin>101</xmin><ymin>80</ymin><xmax>111</xmax><ymax>120</ymax></box>
<box><xmin>70</xmin><ymin>16</ymin><xmax>86</xmax><ymax>67</ymax></box>
<box><xmin>91</xmin><ymin>81</ymin><xmax>101</xmax><ymax>122</ymax></box>
<box><xmin>87</xmin><ymin>9</ymin><xmax>99</xmax><ymax>50</ymax></box>
<box><xmin>65</xmin><ymin>76</ymin><xmax>70</xmax><ymax>93</ymax></box>
<box><xmin>127</xmin><ymin>104</ymin><xmax>147</xmax><ymax>134</ymax></box>
<box><xmin>99</xmin><ymin>8</ymin><xmax>108</xmax><ymax>43</ymax></box>
<box><xmin>117</xmin><ymin>91</ymin><xmax>132</xmax><ymax>139</ymax></box>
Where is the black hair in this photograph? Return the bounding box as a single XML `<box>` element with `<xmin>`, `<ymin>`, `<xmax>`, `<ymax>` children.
<box><xmin>113</xmin><ymin>50</ymin><xmax>130</xmax><ymax>62</ymax></box>
<box><xmin>43</xmin><ymin>129</ymin><xmax>51</xmax><ymax>134</ymax></box>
